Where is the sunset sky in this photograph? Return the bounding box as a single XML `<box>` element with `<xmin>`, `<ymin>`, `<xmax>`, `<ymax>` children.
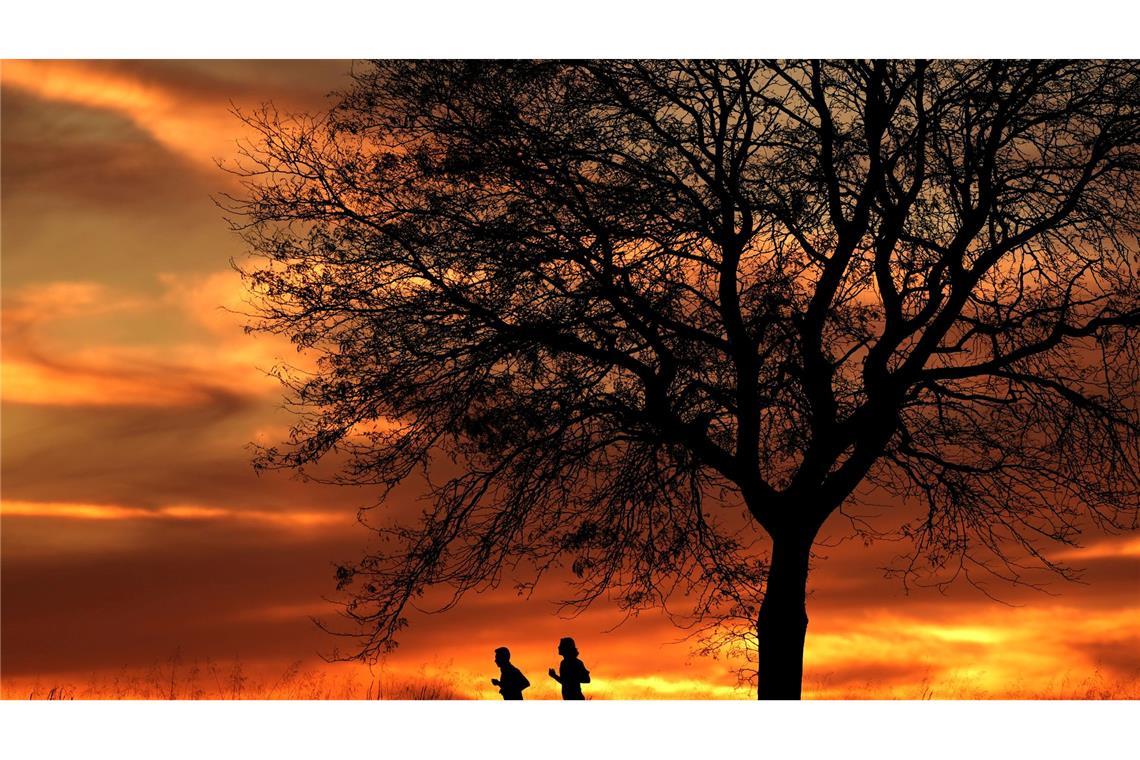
<box><xmin>2</xmin><ymin>59</ymin><xmax>1138</xmax><ymax>700</ymax></box>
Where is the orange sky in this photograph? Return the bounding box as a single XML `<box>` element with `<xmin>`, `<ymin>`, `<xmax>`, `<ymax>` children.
<box><xmin>2</xmin><ymin>60</ymin><xmax>1138</xmax><ymax>700</ymax></box>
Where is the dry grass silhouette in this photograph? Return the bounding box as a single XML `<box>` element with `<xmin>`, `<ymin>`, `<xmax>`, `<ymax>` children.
<box><xmin>7</xmin><ymin>653</ymin><xmax>463</xmax><ymax>700</ymax></box>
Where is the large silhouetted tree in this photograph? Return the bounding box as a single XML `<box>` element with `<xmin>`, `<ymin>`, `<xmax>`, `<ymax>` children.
<box><xmin>228</xmin><ymin>60</ymin><xmax>1140</xmax><ymax>699</ymax></box>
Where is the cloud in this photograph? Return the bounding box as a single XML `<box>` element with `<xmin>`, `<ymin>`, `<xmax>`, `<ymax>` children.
<box><xmin>1055</xmin><ymin>535</ymin><xmax>1140</xmax><ymax>561</ymax></box>
<box><xmin>2</xmin><ymin>60</ymin><xmax>227</xmax><ymax>168</ymax></box>
<box><xmin>0</xmin><ymin>357</ymin><xmax>244</xmax><ymax>408</ymax></box>
<box><xmin>1</xmin><ymin>500</ymin><xmax>345</xmax><ymax>529</ymax></box>
<box><xmin>1</xmin><ymin>61</ymin><xmax>348</xmax><ymax>171</ymax></box>
<box><xmin>0</xmin><ymin>280</ymin><xmax>211</xmax><ymax>407</ymax></box>
<box><xmin>1</xmin><ymin>516</ymin><xmax>357</xmax><ymax>676</ymax></box>
<box><xmin>1</xmin><ymin>274</ymin><xmax>296</xmax><ymax>408</ymax></box>
<box><xmin>2</xmin><ymin>93</ymin><xmax>202</xmax><ymax>208</ymax></box>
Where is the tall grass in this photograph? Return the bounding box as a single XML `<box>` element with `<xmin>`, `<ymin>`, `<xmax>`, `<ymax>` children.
<box><xmin>7</xmin><ymin>653</ymin><xmax>464</xmax><ymax>700</ymax></box>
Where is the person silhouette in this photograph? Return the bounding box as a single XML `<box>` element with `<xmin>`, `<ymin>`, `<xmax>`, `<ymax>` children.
<box><xmin>491</xmin><ymin>646</ymin><xmax>530</xmax><ymax>700</ymax></box>
<box><xmin>547</xmin><ymin>637</ymin><xmax>590</xmax><ymax>700</ymax></box>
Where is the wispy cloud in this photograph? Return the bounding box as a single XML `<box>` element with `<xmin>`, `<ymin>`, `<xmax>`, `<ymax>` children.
<box><xmin>2</xmin><ymin>60</ymin><xmax>241</xmax><ymax>167</ymax></box>
<box><xmin>1054</xmin><ymin>535</ymin><xmax>1140</xmax><ymax>561</ymax></box>
<box><xmin>1</xmin><ymin>499</ymin><xmax>345</xmax><ymax>529</ymax></box>
<box><xmin>1</xmin><ymin>274</ymin><xmax>295</xmax><ymax>407</ymax></box>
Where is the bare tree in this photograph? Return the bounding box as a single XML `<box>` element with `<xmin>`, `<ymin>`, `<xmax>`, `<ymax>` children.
<box><xmin>227</xmin><ymin>60</ymin><xmax>1140</xmax><ymax>699</ymax></box>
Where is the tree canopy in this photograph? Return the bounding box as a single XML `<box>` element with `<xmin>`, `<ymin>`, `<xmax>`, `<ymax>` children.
<box><xmin>228</xmin><ymin>60</ymin><xmax>1140</xmax><ymax>697</ymax></box>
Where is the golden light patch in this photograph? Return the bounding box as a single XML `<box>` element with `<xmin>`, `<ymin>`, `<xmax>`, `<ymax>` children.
<box><xmin>1055</xmin><ymin>536</ymin><xmax>1140</xmax><ymax>561</ymax></box>
<box><xmin>588</xmin><ymin>675</ymin><xmax>747</xmax><ymax>699</ymax></box>
<box><xmin>0</xmin><ymin>500</ymin><xmax>343</xmax><ymax>529</ymax></box>
<box><xmin>799</xmin><ymin>605</ymin><xmax>1140</xmax><ymax>698</ymax></box>
<box><xmin>904</xmin><ymin>623</ymin><xmax>1009</xmax><ymax>645</ymax></box>
<box><xmin>0</xmin><ymin>358</ymin><xmax>223</xmax><ymax>407</ymax></box>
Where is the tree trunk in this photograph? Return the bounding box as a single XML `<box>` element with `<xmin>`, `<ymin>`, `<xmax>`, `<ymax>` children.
<box><xmin>756</xmin><ymin>531</ymin><xmax>813</xmax><ymax>700</ymax></box>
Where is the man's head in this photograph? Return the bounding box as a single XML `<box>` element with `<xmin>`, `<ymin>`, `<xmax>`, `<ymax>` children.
<box><xmin>494</xmin><ymin>646</ymin><xmax>511</xmax><ymax>666</ymax></box>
